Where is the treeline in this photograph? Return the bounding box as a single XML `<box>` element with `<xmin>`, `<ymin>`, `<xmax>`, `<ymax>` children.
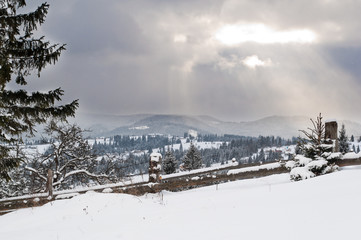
<box><xmin>92</xmin><ymin>134</ymin><xmax>297</xmax><ymax>175</ymax></box>
<box><xmin>201</xmin><ymin>136</ymin><xmax>296</xmax><ymax>167</ymax></box>
<box><xmin>92</xmin><ymin>134</ymin><xmax>295</xmax><ymax>153</ymax></box>
<box><xmin>92</xmin><ymin>135</ymin><xmax>174</xmax><ymax>154</ymax></box>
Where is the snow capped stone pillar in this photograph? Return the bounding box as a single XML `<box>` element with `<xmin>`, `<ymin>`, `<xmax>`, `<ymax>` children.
<box><xmin>149</xmin><ymin>153</ymin><xmax>162</xmax><ymax>183</ymax></box>
<box><xmin>325</xmin><ymin>120</ymin><xmax>339</xmax><ymax>152</ymax></box>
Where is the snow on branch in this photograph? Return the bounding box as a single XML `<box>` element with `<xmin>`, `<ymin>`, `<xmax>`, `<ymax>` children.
<box><xmin>53</xmin><ymin>170</ymin><xmax>110</xmax><ymax>186</ymax></box>
<box><xmin>25</xmin><ymin>166</ymin><xmax>47</xmax><ymax>182</ymax></box>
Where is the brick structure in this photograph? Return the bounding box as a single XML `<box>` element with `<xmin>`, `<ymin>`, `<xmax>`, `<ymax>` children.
<box><xmin>149</xmin><ymin>153</ymin><xmax>162</xmax><ymax>183</ymax></box>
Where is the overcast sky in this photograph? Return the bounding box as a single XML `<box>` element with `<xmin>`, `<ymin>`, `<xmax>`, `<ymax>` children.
<box><xmin>21</xmin><ymin>0</ymin><xmax>361</xmax><ymax>122</ymax></box>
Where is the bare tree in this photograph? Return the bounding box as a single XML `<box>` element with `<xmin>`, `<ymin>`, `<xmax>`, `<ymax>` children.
<box><xmin>25</xmin><ymin>121</ymin><xmax>111</xmax><ymax>191</ymax></box>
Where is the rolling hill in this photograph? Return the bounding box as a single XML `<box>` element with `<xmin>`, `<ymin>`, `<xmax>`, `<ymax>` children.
<box><xmin>75</xmin><ymin>113</ymin><xmax>361</xmax><ymax>139</ymax></box>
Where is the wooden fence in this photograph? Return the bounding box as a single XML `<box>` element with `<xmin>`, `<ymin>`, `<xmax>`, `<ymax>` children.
<box><xmin>1</xmin><ymin>157</ymin><xmax>360</xmax><ymax>215</ymax></box>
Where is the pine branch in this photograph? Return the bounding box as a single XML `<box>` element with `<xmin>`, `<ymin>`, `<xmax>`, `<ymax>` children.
<box><xmin>0</xmin><ymin>1</ymin><xmax>78</xmax><ymax>180</ymax></box>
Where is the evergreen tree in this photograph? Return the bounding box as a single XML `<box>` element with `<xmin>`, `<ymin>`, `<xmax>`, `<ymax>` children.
<box><xmin>357</xmin><ymin>145</ymin><xmax>360</xmax><ymax>154</ymax></box>
<box><xmin>182</xmin><ymin>143</ymin><xmax>202</xmax><ymax>170</ymax></box>
<box><xmin>298</xmin><ymin>113</ymin><xmax>328</xmax><ymax>159</ymax></box>
<box><xmin>290</xmin><ymin>114</ymin><xmax>339</xmax><ymax>181</ymax></box>
<box><xmin>257</xmin><ymin>148</ymin><xmax>265</xmax><ymax>162</ymax></box>
<box><xmin>0</xmin><ymin>1</ymin><xmax>78</xmax><ymax>180</ymax></box>
<box><xmin>162</xmin><ymin>150</ymin><xmax>177</xmax><ymax>174</ymax></box>
<box><xmin>350</xmin><ymin>135</ymin><xmax>355</xmax><ymax>142</ymax></box>
<box><xmin>339</xmin><ymin>124</ymin><xmax>349</xmax><ymax>154</ymax></box>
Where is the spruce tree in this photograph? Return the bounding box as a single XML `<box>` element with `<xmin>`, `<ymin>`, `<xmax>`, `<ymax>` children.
<box><xmin>0</xmin><ymin>1</ymin><xmax>78</xmax><ymax>180</ymax></box>
<box><xmin>257</xmin><ymin>148</ymin><xmax>265</xmax><ymax>162</ymax></box>
<box><xmin>182</xmin><ymin>143</ymin><xmax>203</xmax><ymax>170</ymax></box>
<box><xmin>339</xmin><ymin>124</ymin><xmax>349</xmax><ymax>154</ymax></box>
<box><xmin>290</xmin><ymin>114</ymin><xmax>339</xmax><ymax>181</ymax></box>
<box><xmin>162</xmin><ymin>149</ymin><xmax>177</xmax><ymax>174</ymax></box>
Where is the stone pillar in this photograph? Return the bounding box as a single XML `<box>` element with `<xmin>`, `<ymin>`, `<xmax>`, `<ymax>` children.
<box><xmin>325</xmin><ymin>121</ymin><xmax>339</xmax><ymax>152</ymax></box>
<box><xmin>149</xmin><ymin>153</ymin><xmax>162</xmax><ymax>183</ymax></box>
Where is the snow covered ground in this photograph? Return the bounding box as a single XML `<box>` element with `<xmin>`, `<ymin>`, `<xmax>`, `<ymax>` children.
<box><xmin>1</xmin><ymin>167</ymin><xmax>361</xmax><ymax>240</ymax></box>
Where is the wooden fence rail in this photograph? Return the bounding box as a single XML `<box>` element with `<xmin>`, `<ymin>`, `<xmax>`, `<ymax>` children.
<box><xmin>1</xmin><ymin>157</ymin><xmax>360</xmax><ymax>215</ymax></box>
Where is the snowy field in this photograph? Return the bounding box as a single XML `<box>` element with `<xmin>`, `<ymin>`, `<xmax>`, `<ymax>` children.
<box><xmin>1</xmin><ymin>167</ymin><xmax>361</xmax><ymax>240</ymax></box>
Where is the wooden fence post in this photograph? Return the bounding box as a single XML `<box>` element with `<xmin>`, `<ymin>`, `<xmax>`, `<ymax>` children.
<box><xmin>46</xmin><ymin>169</ymin><xmax>53</xmax><ymax>199</ymax></box>
<box><xmin>149</xmin><ymin>153</ymin><xmax>162</xmax><ymax>183</ymax></box>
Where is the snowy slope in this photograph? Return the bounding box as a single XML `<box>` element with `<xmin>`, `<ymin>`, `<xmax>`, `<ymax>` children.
<box><xmin>1</xmin><ymin>167</ymin><xmax>361</xmax><ymax>240</ymax></box>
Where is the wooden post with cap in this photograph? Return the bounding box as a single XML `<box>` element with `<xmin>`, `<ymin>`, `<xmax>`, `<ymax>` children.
<box><xmin>149</xmin><ymin>153</ymin><xmax>162</xmax><ymax>183</ymax></box>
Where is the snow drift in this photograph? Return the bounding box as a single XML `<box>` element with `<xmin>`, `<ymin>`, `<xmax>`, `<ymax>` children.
<box><xmin>1</xmin><ymin>167</ymin><xmax>361</xmax><ymax>240</ymax></box>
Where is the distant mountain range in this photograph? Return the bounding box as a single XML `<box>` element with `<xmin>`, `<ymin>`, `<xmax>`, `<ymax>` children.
<box><xmin>74</xmin><ymin>113</ymin><xmax>361</xmax><ymax>139</ymax></box>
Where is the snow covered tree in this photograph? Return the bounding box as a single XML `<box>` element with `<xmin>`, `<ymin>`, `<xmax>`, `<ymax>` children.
<box><xmin>25</xmin><ymin>121</ymin><xmax>109</xmax><ymax>191</ymax></box>
<box><xmin>0</xmin><ymin>1</ymin><xmax>78</xmax><ymax>180</ymax></box>
<box><xmin>298</xmin><ymin>113</ymin><xmax>333</xmax><ymax>159</ymax></box>
<box><xmin>0</xmin><ymin>145</ymin><xmax>32</xmax><ymax>198</ymax></box>
<box><xmin>350</xmin><ymin>135</ymin><xmax>355</xmax><ymax>142</ymax></box>
<box><xmin>289</xmin><ymin>113</ymin><xmax>339</xmax><ymax>181</ymax></box>
<box><xmin>182</xmin><ymin>143</ymin><xmax>203</xmax><ymax>171</ymax></box>
<box><xmin>162</xmin><ymin>149</ymin><xmax>177</xmax><ymax>174</ymax></box>
<box><xmin>257</xmin><ymin>148</ymin><xmax>265</xmax><ymax>163</ymax></box>
<box><xmin>0</xmin><ymin>167</ymin><xmax>29</xmax><ymax>198</ymax></box>
<box><xmin>247</xmin><ymin>156</ymin><xmax>252</xmax><ymax>164</ymax></box>
<box><xmin>339</xmin><ymin>124</ymin><xmax>349</xmax><ymax>154</ymax></box>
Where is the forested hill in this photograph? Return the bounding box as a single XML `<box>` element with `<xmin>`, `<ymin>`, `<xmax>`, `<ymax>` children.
<box><xmin>74</xmin><ymin>114</ymin><xmax>361</xmax><ymax>139</ymax></box>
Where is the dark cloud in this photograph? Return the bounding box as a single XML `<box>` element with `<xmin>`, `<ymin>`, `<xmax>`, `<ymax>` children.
<box><xmin>17</xmin><ymin>0</ymin><xmax>361</xmax><ymax>122</ymax></box>
<box><xmin>324</xmin><ymin>47</ymin><xmax>361</xmax><ymax>80</ymax></box>
<box><xmin>43</xmin><ymin>1</ymin><xmax>148</xmax><ymax>55</ymax></box>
